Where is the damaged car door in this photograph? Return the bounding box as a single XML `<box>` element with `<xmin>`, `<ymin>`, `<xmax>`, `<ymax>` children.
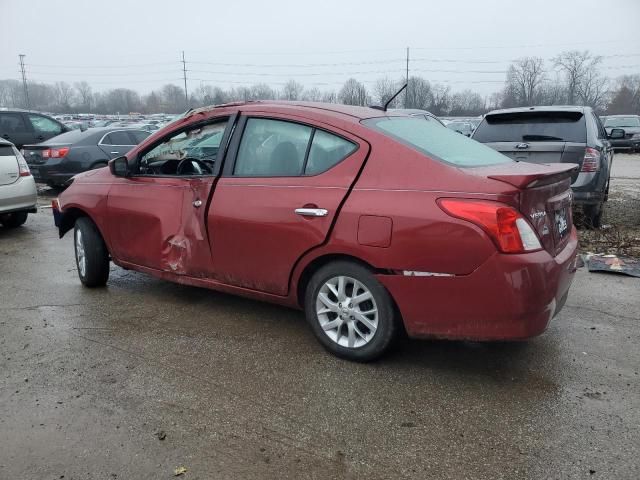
<box><xmin>105</xmin><ymin>116</ymin><xmax>235</xmax><ymax>276</ymax></box>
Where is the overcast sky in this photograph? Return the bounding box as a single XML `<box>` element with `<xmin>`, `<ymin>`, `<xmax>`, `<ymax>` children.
<box><xmin>1</xmin><ymin>0</ymin><xmax>639</xmax><ymax>97</ymax></box>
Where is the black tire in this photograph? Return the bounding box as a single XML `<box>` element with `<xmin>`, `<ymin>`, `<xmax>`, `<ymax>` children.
<box><xmin>304</xmin><ymin>261</ymin><xmax>397</xmax><ymax>362</ymax></box>
<box><xmin>0</xmin><ymin>211</ymin><xmax>28</xmax><ymax>228</ymax></box>
<box><xmin>583</xmin><ymin>203</ymin><xmax>603</xmax><ymax>229</ymax></box>
<box><xmin>74</xmin><ymin>217</ymin><xmax>109</xmax><ymax>287</ymax></box>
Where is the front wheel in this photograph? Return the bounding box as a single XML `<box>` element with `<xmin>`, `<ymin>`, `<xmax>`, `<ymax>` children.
<box><xmin>0</xmin><ymin>211</ymin><xmax>28</xmax><ymax>228</ymax></box>
<box><xmin>74</xmin><ymin>217</ymin><xmax>110</xmax><ymax>287</ymax></box>
<box><xmin>304</xmin><ymin>261</ymin><xmax>398</xmax><ymax>362</ymax></box>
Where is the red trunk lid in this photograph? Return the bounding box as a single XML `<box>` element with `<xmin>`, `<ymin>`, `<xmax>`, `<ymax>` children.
<box><xmin>470</xmin><ymin>162</ymin><xmax>578</xmax><ymax>256</ymax></box>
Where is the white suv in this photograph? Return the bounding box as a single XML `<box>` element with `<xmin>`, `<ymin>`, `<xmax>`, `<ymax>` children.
<box><xmin>0</xmin><ymin>138</ymin><xmax>37</xmax><ymax>228</ymax></box>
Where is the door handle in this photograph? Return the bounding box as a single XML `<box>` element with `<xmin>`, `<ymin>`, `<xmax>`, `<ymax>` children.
<box><xmin>193</xmin><ymin>200</ymin><xmax>202</xmax><ymax>208</ymax></box>
<box><xmin>110</xmin><ymin>151</ymin><xmax>120</xmax><ymax>155</ymax></box>
<box><xmin>295</xmin><ymin>208</ymin><xmax>328</xmax><ymax>217</ymax></box>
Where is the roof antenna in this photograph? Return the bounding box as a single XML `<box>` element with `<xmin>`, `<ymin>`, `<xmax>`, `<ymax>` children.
<box><xmin>370</xmin><ymin>83</ymin><xmax>408</xmax><ymax>112</ymax></box>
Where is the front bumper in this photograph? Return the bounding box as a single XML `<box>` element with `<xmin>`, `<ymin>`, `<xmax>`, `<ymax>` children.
<box><xmin>610</xmin><ymin>138</ymin><xmax>640</xmax><ymax>150</ymax></box>
<box><xmin>0</xmin><ymin>176</ymin><xmax>38</xmax><ymax>214</ymax></box>
<box><xmin>377</xmin><ymin>228</ymin><xmax>578</xmax><ymax>341</ymax></box>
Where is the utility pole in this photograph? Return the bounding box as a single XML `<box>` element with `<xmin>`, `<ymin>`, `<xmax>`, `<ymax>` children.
<box><xmin>405</xmin><ymin>47</ymin><xmax>409</xmax><ymax>108</ymax></box>
<box><xmin>181</xmin><ymin>51</ymin><xmax>188</xmax><ymax>109</ymax></box>
<box><xmin>19</xmin><ymin>54</ymin><xmax>30</xmax><ymax>110</ymax></box>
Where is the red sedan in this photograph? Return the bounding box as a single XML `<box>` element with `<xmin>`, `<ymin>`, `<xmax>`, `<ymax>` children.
<box><xmin>54</xmin><ymin>102</ymin><xmax>578</xmax><ymax>361</ymax></box>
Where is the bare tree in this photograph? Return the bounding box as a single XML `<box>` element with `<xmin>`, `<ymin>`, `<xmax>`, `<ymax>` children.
<box><xmin>373</xmin><ymin>76</ymin><xmax>400</xmax><ymax>107</ymax></box>
<box><xmin>578</xmin><ymin>69</ymin><xmax>608</xmax><ymax>111</ymax></box>
<box><xmin>161</xmin><ymin>84</ymin><xmax>185</xmax><ymax>113</ymax></box>
<box><xmin>339</xmin><ymin>78</ymin><xmax>369</xmax><ymax>106</ymax></box>
<box><xmin>449</xmin><ymin>89</ymin><xmax>484</xmax><ymax>116</ymax></box>
<box><xmin>321</xmin><ymin>90</ymin><xmax>338</xmax><ymax>103</ymax></box>
<box><xmin>430</xmin><ymin>83</ymin><xmax>451</xmax><ymax>115</ymax></box>
<box><xmin>74</xmin><ymin>81</ymin><xmax>93</xmax><ymax>111</ymax></box>
<box><xmin>553</xmin><ymin>50</ymin><xmax>602</xmax><ymax>105</ymax></box>
<box><xmin>250</xmin><ymin>83</ymin><xmax>276</xmax><ymax>100</ymax></box>
<box><xmin>607</xmin><ymin>74</ymin><xmax>640</xmax><ymax>115</ymax></box>
<box><xmin>54</xmin><ymin>81</ymin><xmax>75</xmax><ymax>112</ymax></box>
<box><xmin>405</xmin><ymin>76</ymin><xmax>432</xmax><ymax>110</ymax></box>
<box><xmin>506</xmin><ymin>57</ymin><xmax>546</xmax><ymax>106</ymax></box>
<box><xmin>301</xmin><ymin>87</ymin><xmax>322</xmax><ymax>102</ymax></box>
<box><xmin>281</xmin><ymin>79</ymin><xmax>303</xmax><ymax>101</ymax></box>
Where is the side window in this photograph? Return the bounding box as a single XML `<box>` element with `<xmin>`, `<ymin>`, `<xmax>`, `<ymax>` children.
<box><xmin>234</xmin><ymin>118</ymin><xmax>312</xmax><ymax>176</ymax></box>
<box><xmin>129</xmin><ymin>130</ymin><xmax>150</xmax><ymax>144</ymax></box>
<box><xmin>138</xmin><ymin>120</ymin><xmax>227</xmax><ymax>176</ymax></box>
<box><xmin>0</xmin><ymin>113</ymin><xmax>28</xmax><ymax>134</ymax></box>
<box><xmin>305</xmin><ymin>130</ymin><xmax>357</xmax><ymax>175</ymax></box>
<box><xmin>27</xmin><ymin>114</ymin><xmax>63</xmax><ymax>135</ymax></box>
<box><xmin>104</xmin><ymin>131</ymin><xmax>134</xmax><ymax>146</ymax></box>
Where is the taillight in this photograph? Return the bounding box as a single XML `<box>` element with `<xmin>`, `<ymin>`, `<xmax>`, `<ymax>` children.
<box><xmin>581</xmin><ymin>147</ymin><xmax>600</xmax><ymax>172</ymax></box>
<box><xmin>15</xmin><ymin>149</ymin><xmax>31</xmax><ymax>177</ymax></box>
<box><xmin>42</xmin><ymin>147</ymin><xmax>69</xmax><ymax>159</ymax></box>
<box><xmin>438</xmin><ymin>199</ymin><xmax>542</xmax><ymax>254</ymax></box>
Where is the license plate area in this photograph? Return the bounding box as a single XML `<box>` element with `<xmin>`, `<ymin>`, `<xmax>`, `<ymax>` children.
<box><xmin>555</xmin><ymin>207</ymin><xmax>569</xmax><ymax>239</ymax></box>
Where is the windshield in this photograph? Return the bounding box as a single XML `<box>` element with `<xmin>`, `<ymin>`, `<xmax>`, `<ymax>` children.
<box><xmin>363</xmin><ymin>116</ymin><xmax>512</xmax><ymax>167</ymax></box>
<box><xmin>604</xmin><ymin>117</ymin><xmax>640</xmax><ymax>128</ymax></box>
<box><xmin>473</xmin><ymin>111</ymin><xmax>586</xmax><ymax>143</ymax></box>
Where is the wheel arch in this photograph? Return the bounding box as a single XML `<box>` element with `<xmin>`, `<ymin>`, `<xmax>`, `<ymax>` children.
<box><xmin>58</xmin><ymin>207</ymin><xmax>107</xmax><ymax>250</ymax></box>
<box><xmin>294</xmin><ymin>252</ymin><xmax>398</xmax><ymax>310</ymax></box>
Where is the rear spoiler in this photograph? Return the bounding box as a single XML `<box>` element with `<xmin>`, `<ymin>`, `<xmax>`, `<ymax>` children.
<box><xmin>485</xmin><ymin>163</ymin><xmax>579</xmax><ymax>189</ymax></box>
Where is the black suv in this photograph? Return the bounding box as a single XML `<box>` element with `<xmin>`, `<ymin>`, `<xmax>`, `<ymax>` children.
<box><xmin>0</xmin><ymin>110</ymin><xmax>70</xmax><ymax>149</ymax></box>
<box><xmin>472</xmin><ymin>106</ymin><xmax>625</xmax><ymax>227</ymax></box>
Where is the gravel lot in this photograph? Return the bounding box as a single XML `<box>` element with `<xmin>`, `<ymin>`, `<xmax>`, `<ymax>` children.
<box><xmin>0</xmin><ymin>158</ymin><xmax>639</xmax><ymax>479</ymax></box>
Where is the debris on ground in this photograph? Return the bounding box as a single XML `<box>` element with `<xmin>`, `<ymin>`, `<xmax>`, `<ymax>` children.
<box><xmin>154</xmin><ymin>430</ymin><xmax>166</xmax><ymax>441</ymax></box>
<box><xmin>583</xmin><ymin>254</ymin><xmax>640</xmax><ymax>277</ymax></box>
<box><xmin>174</xmin><ymin>466</ymin><xmax>187</xmax><ymax>476</ymax></box>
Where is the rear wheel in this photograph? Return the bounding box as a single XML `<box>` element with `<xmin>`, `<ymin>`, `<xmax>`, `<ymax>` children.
<box><xmin>304</xmin><ymin>261</ymin><xmax>397</xmax><ymax>362</ymax></box>
<box><xmin>0</xmin><ymin>211</ymin><xmax>28</xmax><ymax>228</ymax></box>
<box><xmin>583</xmin><ymin>203</ymin><xmax>603</xmax><ymax>229</ymax></box>
<box><xmin>74</xmin><ymin>217</ymin><xmax>109</xmax><ymax>287</ymax></box>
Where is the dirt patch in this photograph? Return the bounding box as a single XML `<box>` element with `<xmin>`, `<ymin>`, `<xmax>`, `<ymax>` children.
<box><xmin>577</xmin><ymin>154</ymin><xmax>640</xmax><ymax>257</ymax></box>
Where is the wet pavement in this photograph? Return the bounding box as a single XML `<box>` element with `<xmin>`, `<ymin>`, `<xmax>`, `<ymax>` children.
<box><xmin>1</xmin><ymin>169</ymin><xmax>639</xmax><ymax>479</ymax></box>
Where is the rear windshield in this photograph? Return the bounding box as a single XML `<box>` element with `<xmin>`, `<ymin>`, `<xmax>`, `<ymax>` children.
<box><xmin>604</xmin><ymin>117</ymin><xmax>640</xmax><ymax>128</ymax></box>
<box><xmin>362</xmin><ymin>116</ymin><xmax>512</xmax><ymax>167</ymax></box>
<box><xmin>473</xmin><ymin>111</ymin><xmax>586</xmax><ymax>143</ymax></box>
<box><xmin>0</xmin><ymin>145</ymin><xmax>15</xmax><ymax>156</ymax></box>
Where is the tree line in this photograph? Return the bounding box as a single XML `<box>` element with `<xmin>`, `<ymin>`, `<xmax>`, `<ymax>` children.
<box><xmin>1</xmin><ymin>50</ymin><xmax>639</xmax><ymax>116</ymax></box>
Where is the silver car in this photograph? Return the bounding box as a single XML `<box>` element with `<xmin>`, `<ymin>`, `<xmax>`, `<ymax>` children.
<box><xmin>0</xmin><ymin>138</ymin><xmax>37</xmax><ymax>228</ymax></box>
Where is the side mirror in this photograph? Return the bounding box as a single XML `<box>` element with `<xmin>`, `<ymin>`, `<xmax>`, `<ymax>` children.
<box><xmin>609</xmin><ymin>128</ymin><xmax>625</xmax><ymax>139</ymax></box>
<box><xmin>109</xmin><ymin>156</ymin><xmax>129</xmax><ymax>177</ymax></box>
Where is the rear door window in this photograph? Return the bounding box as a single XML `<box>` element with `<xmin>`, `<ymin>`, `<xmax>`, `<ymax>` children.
<box><xmin>103</xmin><ymin>131</ymin><xmax>135</xmax><ymax>146</ymax></box>
<box><xmin>473</xmin><ymin>112</ymin><xmax>586</xmax><ymax>143</ymax></box>
<box><xmin>129</xmin><ymin>130</ymin><xmax>151</xmax><ymax>144</ymax></box>
<box><xmin>363</xmin><ymin>116</ymin><xmax>511</xmax><ymax>167</ymax></box>
<box><xmin>305</xmin><ymin>130</ymin><xmax>357</xmax><ymax>175</ymax></box>
<box><xmin>0</xmin><ymin>113</ymin><xmax>27</xmax><ymax>134</ymax></box>
<box><xmin>28</xmin><ymin>114</ymin><xmax>63</xmax><ymax>135</ymax></box>
<box><xmin>234</xmin><ymin>118</ymin><xmax>312</xmax><ymax>176</ymax></box>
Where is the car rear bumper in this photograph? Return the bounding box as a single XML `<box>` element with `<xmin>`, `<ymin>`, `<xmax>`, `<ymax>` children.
<box><xmin>28</xmin><ymin>163</ymin><xmax>74</xmax><ymax>185</ymax></box>
<box><xmin>377</xmin><ymin>228</ymin><xmax>578</xmax><ymax>341</ymax></box>
<box><xmin>0</xmin><ymin>176</ymin><xmax>38</xmax><ymax>214</ymax></box>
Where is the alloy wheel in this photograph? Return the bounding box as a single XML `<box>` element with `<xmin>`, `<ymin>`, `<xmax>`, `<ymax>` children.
<box><xmin>315</xmin><ymin>275</ymin><xmax>379</xmax><ymax>348</ymax></box>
